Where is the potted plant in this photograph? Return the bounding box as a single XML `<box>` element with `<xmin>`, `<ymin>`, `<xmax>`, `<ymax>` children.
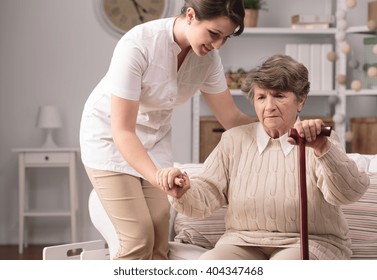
<box><xmin>243</xmin><ymin>0</ymin><xmax>267</xmax><ymax>27</ymax></box>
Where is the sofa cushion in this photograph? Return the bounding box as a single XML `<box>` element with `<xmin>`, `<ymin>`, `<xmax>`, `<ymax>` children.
<box><xmin>174</xmin><ymin>206</ymin><xmax>227</xmax><ymax>249</ymax></box>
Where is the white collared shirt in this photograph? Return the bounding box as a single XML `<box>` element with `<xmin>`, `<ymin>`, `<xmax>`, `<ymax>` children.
<box><xmin>80</xmin><ymin>17</ymin><xmax>227</xmax><ymax>177</ymax></box>
<box><xmin>256</xmin><ymin>122</ymin><xmax>295</xmax><ymax>156</ymax></box>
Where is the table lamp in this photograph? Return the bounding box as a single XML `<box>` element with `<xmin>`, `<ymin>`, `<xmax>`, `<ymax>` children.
<box><xmin>36</xmin><ymin>105</ymin><xmax>62</xmax><ymax>148</ymax></box>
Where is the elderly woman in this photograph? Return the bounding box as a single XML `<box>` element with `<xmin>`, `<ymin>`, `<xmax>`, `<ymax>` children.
<box><xmin>157</xmin><ymin>54</ymin><xmax>370</xmax><ymax>260</ymax></box>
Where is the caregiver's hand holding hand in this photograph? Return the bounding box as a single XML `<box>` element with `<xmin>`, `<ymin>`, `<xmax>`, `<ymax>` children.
<box><xmin>155</xmin><ymin>168</ymin><xmax>191</xmax><ymax>198</ymax></box>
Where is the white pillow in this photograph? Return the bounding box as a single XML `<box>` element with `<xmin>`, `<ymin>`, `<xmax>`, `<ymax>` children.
<box><xmin>368</xmin><ymin>156</ymin><xmax>377</xmax><ymax>173</ymax></box>
<box><xmin>347</xmin><ymin>153</ymin><xmax>373</xmax><ymax>173</ymax></box>
<box><xmin>342</xmin><ymin>154</ymin><xmax>377</xmax><ymax>259</ymax></box>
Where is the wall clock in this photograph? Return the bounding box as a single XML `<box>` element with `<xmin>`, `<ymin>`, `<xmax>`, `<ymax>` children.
<box><xmin>96</xmin><ymin>0</ymin><xmax>173</xmax><ymax>34</ymax></box>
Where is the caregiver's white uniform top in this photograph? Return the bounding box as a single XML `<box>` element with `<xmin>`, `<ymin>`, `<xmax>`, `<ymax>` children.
<box><xmin>80</xmin><ymin>17</ymin><xmax>227</xmax><ymax>178</ymax></box>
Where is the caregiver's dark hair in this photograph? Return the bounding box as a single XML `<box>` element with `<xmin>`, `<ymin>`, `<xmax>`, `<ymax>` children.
<box><xmin>180</xmin><ymin>0</ymin><xmax>245</xmax><ymax>36</ymax></box>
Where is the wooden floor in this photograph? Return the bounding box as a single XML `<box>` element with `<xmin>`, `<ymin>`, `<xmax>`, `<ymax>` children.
<box><xmin>0</xmin><ymin>245</ymin><xmax>48</xmax><ymax>260</ymax></box>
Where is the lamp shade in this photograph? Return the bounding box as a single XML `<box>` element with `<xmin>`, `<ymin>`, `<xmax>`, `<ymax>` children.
<box><xmin>36</xmin><ymin>105</ymin><xmax>62</xmax><ymax>129</ymax></box>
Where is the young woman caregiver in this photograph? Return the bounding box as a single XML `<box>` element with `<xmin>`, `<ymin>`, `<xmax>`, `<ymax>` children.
<box><xmin>80</xmin><ymin>0</ymin><xmax>252</xmax><ymax>260</ymax></box>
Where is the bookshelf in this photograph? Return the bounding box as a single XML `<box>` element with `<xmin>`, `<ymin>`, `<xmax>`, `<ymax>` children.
<box><xmin>191</xmin><ymin>0</ymin><xmax>377</xmax><ymax>163</ymax></box>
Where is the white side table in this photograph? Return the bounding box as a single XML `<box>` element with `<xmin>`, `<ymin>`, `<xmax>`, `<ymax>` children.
<box><xmin>13</xmin><ymin>148</ymin><xmax>80</xmax><ymax>254</ymax></box>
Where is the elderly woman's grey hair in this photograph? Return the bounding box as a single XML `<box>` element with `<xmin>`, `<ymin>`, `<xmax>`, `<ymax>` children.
<box><xmin>241</xmin><ymin>54</ymin><xmax>310</xmax><ymax>101</ymax></box>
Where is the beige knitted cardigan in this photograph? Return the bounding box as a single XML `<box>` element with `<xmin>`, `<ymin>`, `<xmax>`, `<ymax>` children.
<box><xmin>170</xmin><ymin>123</ymin><xmax>370</xmax><ymax>259</ymax></box>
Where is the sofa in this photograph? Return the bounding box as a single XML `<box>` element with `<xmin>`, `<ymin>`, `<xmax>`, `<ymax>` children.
<box><xmin>85</xmin><ymin>153</ymin><xmax>377</xmax><ymax>260</ymax></box>
<box><xmin>43</xmin><ymin>153</ymin><xmax>377</xmax><ymax>260</ymax></box>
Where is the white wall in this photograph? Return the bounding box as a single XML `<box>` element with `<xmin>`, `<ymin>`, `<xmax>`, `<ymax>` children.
<box><xmin>0</xmin><ymin>0</ymin><xmax>374</xmax><ymax>246</ymax></box>
<box><xmin>0</xmin><ymin>0</ymin><xmax>184</xmax><ymax>245</ymax></box>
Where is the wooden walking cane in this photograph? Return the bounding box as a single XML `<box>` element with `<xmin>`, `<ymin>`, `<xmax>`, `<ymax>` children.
<box><xmin>288</xmin><ymin>126</ymin><xmax>332</xmax><ymax>260</ymax></box>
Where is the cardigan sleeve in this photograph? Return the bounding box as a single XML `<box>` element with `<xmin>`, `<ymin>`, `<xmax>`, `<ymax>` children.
<box><xmin>314</xmin><ymin>132</ymin><xmax>370</xmax><ymax>205</ymax></box>
<box><xmin>169</xmin><ymin>133</ymin><xmax>233</xmax><ymax>218</ymax></box>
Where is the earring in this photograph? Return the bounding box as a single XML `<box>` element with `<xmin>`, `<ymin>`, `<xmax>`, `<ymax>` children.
<box><xmin>187</xmin><ymin>21</ymin><xmax>191</xmax><ymax>25</ymax></box>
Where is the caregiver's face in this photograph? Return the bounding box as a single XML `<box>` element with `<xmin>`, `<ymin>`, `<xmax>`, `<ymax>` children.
<box><xmin>186</xmin><ymin>13</ymin><xmax>237</xmax><ymax>56</ymax></box>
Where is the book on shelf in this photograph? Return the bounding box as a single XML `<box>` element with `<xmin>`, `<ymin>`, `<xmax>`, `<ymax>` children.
<box><xmin>285</xmin><ymin>43</ymin><xmax>333</xmax><ymax>92</ymax></box>
<box><xmin>321</xmin><ymin>44</ymin><xmax>333</xmax><ymax>91</ymax></box>
<box><xmin>297</xmin><ymin>44</ymin><xmax>310</xmax><ymax>71</ymax></box>
<box><xmin>285</xmin><ymin>44</ymin><xmax>298</xmax><ymax>61</ymax></box>
<box><xmin>291</xmin><ymin>14</ymin><xmax>335</xmax><ymax>24</ymax></box>
<box><xmin>291</xmin><ymin>23</ymin><xmax>330</xmax><ymax>30</ymax></box>
<box><xmin>291</xmin><ymin>14</ymin><xmax>334</xmax><ymax>30</ymax></box>
<box><xmin>310</xmin><ymin>44</ymin><xmax>321</xmax><ymax>91</ymax></box>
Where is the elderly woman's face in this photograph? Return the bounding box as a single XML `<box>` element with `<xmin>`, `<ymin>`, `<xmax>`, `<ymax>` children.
<box><xmin>253</xmin><ymin>86</ymin><xmax>305</xmax><ymax>138</ymax></box>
